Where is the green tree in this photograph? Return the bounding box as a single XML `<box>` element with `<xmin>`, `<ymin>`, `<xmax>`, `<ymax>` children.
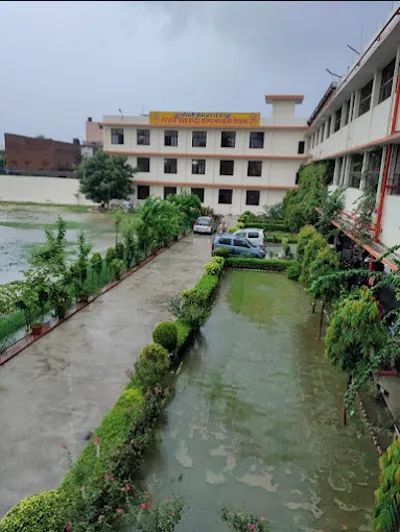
<box><xmin>28</xmin><ymin>216</ymin><xmax>68</xmax><ymax>277</ymax></box>
<box><xmin>166</xmin><ymin>191</ymin><xmax>202</xmax><ymax>231</ymax></box>
<box><xmin>0</xmin><ymin>154</ymin><xmax>6</xmax><ymax>172</ymax></box>
<box><xmin>77</xmin><ymin>151</ymin><xmax>136</xmax><ymax>207</ymax></box>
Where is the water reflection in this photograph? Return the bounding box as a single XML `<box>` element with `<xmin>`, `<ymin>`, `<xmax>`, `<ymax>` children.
<box><xmin>141</xmin><ymin>271</ymin><xmax>378</xmax><ymax>532</ymax></box>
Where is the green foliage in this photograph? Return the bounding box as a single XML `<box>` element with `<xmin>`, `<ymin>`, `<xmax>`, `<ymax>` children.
<box><xmin>49</xmin><ymin>282</ymin><xmax>72</xmax><ymax>319</ymax></box>
<box><xmin>296</xmin><ymin>225</ymin><xmax>319</xmax><ymax>265</ymax></box>
<box><xmin>263</xmin><ymin>201</ymin><xmax>284</xmax><ymax>221</ymax></box>
<box><xmin>77</xmin><ymin>150</ymin><xmax>135</xmax><ymax>206</ymax></box>
<box><xmin>221</xmin><ymin>508</ymin><xmax>270</xmax><ymax>531</ymax></box>
<box><xmin>225</xmin><ymin>258</ymin><xmax>292</xmax><ymax>271</ymax></box>
<box><xmin>283</xmin><ymin>162</ymin><xmax>329</xmax><ymax>231</ymax></box>
<box><xmin>298</xmin><ymin>231</ymin><xmax>327</xmax><ymax>286</ymax></box>
<box><xmin>106</xmin><ymin>246</ymin><xmax>115</xmax><ymax>264</ymax></box>
<box><xmin>306</xmin><ymin>246</ymin><xmax>339</xmax><ymax>297</ymax></box>
<box><xmin>110</xmin><ymin>258</ymin><xmax>125</xmax><ymax>281</ymax></box>
<box><xmin>287</xmin><ymin>261</ymin><xmax>301</xmax><ymax>281</ymax></box>
<box><xmin>229</xmin><ymin>222</ymin><xmax>245</xmax><ymax>233</ymax></box>
<box><xmin>0</xmin><ymin>154</ymin><xmax>6</xmax><ymax>172</ymax></box>
<box><xmin>28</xmin><ymin>216</ymin><xmax>68</xmax><ymax>276</ymax></box>
<box><xmin>373</xmin><ymin>436</ymin><xmax>400</xmax><ymax>532</ymax></box>
<box><xmin>325</xmin><ymin>287</ymin><xmax>389</xmax><ymax>374</ymax></box>
<box><xmin>115</xmin><ymin>241</ymin><xmax>125</xmax><ymax>260</ymax></box>
<box><xmin>152</xmin><ymin>321</ymin><xmax>178</xmax><ymax>352</ymax></box>
<box><xmin>239</xmin><ymin>221</ymin><xmax>289</xmax><ymax>231</ymax></box>
<box><xmin>316</xmin><ymin>187</ymin><xmax>344</xmax><ymax>236</ymax></box>
<box><xmin>137</xmin><ymin>197</ymin><xmax>181</xmax><ymax>247</ymax></box>
<box><xmin>213</xmin><ymin>246</ymin><xmax>230</xmax><ymax>257</ymax></box>
<box><xmin>0</xmin><ymin>490</ymin><xmax>67</xmax><ymax>532</ymax></box>
<box><xmin>166</xmin><ymin>191</ymin><xmax>202</xmax><ymax>230</ymax></box>
<box><xmin>175</xmin><ymin>319</ymin><xmax>192</xmax><ymax>356</ymax></box>
<box><xmin>205</xmin><ymin>257</ymin><xmax>225</xmax><ymax>276</ymax></box>
<box><xmin>135</xmin><ymin>343</ymin><xmax>170</xmax><ymax>389</ymax></box>
<box><xmin>281</xmin><ymin>238</ymin><xmax>292</xmax><ymax>258</ymax></box>
<box><xmin>351</xmin><ymin>170</ymin><xmax>380</xmax><ymax>244</ymax></box>
<box><xmin>90</xmin><ymin>252</ymin><xmax>103</xmax><ymax>275</ymax></box>
<box><xmin>168</xmin><ymin>288</ymin><xmax>211</xmax><ymax>330</ymax></box>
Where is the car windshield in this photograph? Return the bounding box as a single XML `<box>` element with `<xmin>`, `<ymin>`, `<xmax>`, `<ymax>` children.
<box><xmin>196</xmin><ymin>218</ymin><xmax>210</xmax><ymax>226</ymax></box>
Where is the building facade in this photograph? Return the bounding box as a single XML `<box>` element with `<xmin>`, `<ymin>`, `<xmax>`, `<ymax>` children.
<box><xmin>4</xmin><ymin>133</ymin><xmax>81</xmax><ymax>177</ymax></box>
<box><xmin>305</xmin><ymin>4</ymin><xmax>400</xmax><ymax>268</ymax></box>
<box><xmin>81</xmin><ymin>117</ymin><xmax>103</xmax><ymax>159</ymax></box>
<box><xmin>103</xmin><ymin>97</ymin><xmax>307</xmax><ymax>215</ymax></box>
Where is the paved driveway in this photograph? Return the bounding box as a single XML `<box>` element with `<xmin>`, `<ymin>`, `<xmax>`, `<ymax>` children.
<box><xmin>0</xmin><ymin>234</ymin><xmax>212</xmax><ymax>516</ymax></box>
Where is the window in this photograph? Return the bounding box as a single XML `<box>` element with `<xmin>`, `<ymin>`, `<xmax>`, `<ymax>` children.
<box><xmin>388</xmin><ymin>146</ymin><xmax>400</xmax><ymax>195</ymax></box>
<box><xmin>218</xmin><ymin>189</ymin><xmax>233</xmax><ymax>204</ymax></box>
<box><xmin>164</xmin><ymin>186</ymin><xmax>177</xmax><ymax>199</ymax></box>
<box><xmin>137</xmin><ymin>157</ymin><xmax>150</xmax><ymax>172</ymax></box>
<box><xmin>137</xmin><ymin>129</ymin><xmax>150</xmax><ymax>145</ymax></box>
<box><xmin>111</xmin><ymin>128</ymin><xmax>124</xmax><ymax>145</ymax></box>
<box><xmin>298</xmin><ymin>141</ymin><xmax>305</xmax><ymax>154</ymax></box>
<box><xmin>326</xmin><ymin>117</ymin><xmax>332</xmax><ymax>139</ymax></box>
<box><xmin>164</xmin><ymin>130</ymin><xmax>178</xmax><ymax>147</ymax></box>
<box><xmin>219</xmin><ymin>237</ymin><xmax>232</xmax><ymax>245</ymax></box>
<box><xmin>164</xmin><ymin>158</ymin><xmax>177</xmax><ymax>174</ymax></box>
<box><xmin>348</xmin><ymin>153</ymin><xmax>363</xmax><ymax>188</ymax></box>
<box><xmin>220</xmin><ymin>160</ymin><xmax>234</xmax><ymax>176</ymax></box>
<box><xmin>343</xmin><ymin>100</ymin><xmax>350</xmax><ymax>126</ymax></box>
<box><xmin>367</xmin><ymin>148</ymin><xmax>382</xmax><ymax>192</ymax></box>
<box><xmin>334</xmin><ymin>108</ymin><xmax>341</xmax><ymax>132</ymax></box>
<box><xmin>379</xmin><ymin>58</ymin><xmax>396</xmax><ymax>104</ymax></box>
<box><xmin>192</xmin><ymin>131</ymin><xmax>207</xmax><ymax>147</ymax></box>
<box><xmin>358</xmin><ymin>79</ymin><xmax>373</xmax><ymax>116</ymax></box>
<box><xmin>137</xmin><ymin>185</ymin><xmax>150</xmax><ymax>200</ymax></box>
<box><xmin>221</xmin><ymin>131</ymin><xmax>236</xmax><ymax>148</ymax></box>
<box><xmin>233</xmin><ymin>238</ymin><xmax>250</xmax><ymax>248</ymax></box>
<box><xmin>249</xmin><ymin>132</ymin><xmax>264</xmax><ymax>149</ymax></box>
<box><xmin>321</xmin><ymin>123</ymin><xmax>325</xmax><ymax>141</ymax></box>
<box><xmin>192</xmin><ymin>159</ymin><xmax>206</xmax><ymax>174</ymax></box>
<box><xmin>295</xmin><ymin>171</ymin><xmax>300</xmax><ymax>185</ymax></box>
<box><xmin>245</xmin><ymin>190</ymin><xmax>260</xmax><ymax>206</ymax></box>
<box><xmin>247</xmin><ymin>161</ymin><xmax>262</xmax><ymax>177</ymax></box>
<box><xmin>191</xmin><ymin>187</ymin><xmax>205</xmax><ymax>202</ymax></box>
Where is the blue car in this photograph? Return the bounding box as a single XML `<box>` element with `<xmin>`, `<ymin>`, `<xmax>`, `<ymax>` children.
<box><xmin>211</xmin><ymin>233</ymin><xmax>266</xmax><ymax>258</ymax></box>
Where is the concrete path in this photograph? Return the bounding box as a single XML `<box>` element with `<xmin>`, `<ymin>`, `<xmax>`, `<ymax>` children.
<box><xmin>0</xmin><ymin>234</ymin><xmax>212</xmax><ymax>517</ymax></box>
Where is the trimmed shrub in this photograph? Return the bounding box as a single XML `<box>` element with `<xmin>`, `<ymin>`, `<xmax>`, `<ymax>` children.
<box><xmin>153</xmin><ymin>321</ymin><xmax>178</xmax><ymax>352</ymax></box>
<box><xmin>175</xmin><ymin>319</ymin><xmax>192</xmax><ymax>356</ymax></box>
<box><xmin>0</xmin><ymin>490</ymin><xmax>67</xmax><ymax>532</ymax></box>
<box><xmin>265</xmin><ymin>234</ymin><xmax>298</xmax><ymax>244</ymax></box>
<box><xmin>287</xmin><ymin>261</ymin><xmax>302</xmax><ymax>281</ymax></box>
<box><xmin>90</xmin><ymin>252</ymin><xmax>103</xmax><ymax>275</ymax></box>
<box><xmin>213</xmin><ymin>247</ymin><xmax>230</xmax><ymax>258</ymax></box>
<box><xmin>225</xmin><ymin>258</ymin><xmax>292</xmax><ymax>271</ymax></box>
<box><xmin>245</xmin><ymin>221</ymin><xmax>289</xmax><ymax>231</ymax></box>
<box><xmin>228</xmin><ymin>222</ymin><xmax>245</xmax><ymax>233</ymax></box>
<box><xmin>205</xmin><ymin>257</ymin><xmax>224</xmax><ymax>276</ymax></box>
<box><xmin>136</xmin><ymin>343</ymin><xmax>170</xmax><ymax>389</ymax></box>
<box><xmin>194</xmin><ymin>273</ymin><xmax>220</xmax><ymax>301</ymax></box>
<box><xmin>115</xmin><ymin>242</ymin><xmax>125</xmax><ymax>260</ymax></box>
<box><xmin>105</xmin><ymin>246</ymin><xmax>115</xmax><ymax>264</ymax></box>
<box><xmin>110</xmin><ymin>258</ymin><xmax>125</xmax><ymax>281</ymax></box>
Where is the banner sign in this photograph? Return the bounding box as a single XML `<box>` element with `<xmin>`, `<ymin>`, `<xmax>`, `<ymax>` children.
<box><xmin>149</xmin><ymin>111</ymin><xmax>261</xmax><ymax>128</ymax></box>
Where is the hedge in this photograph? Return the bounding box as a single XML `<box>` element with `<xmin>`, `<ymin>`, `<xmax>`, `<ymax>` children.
<box><xmin>265</xmin><ymin>235</ymin><xmax>298</xmax><ymax>244</ymax></box>
<box><xmin>239</xmin><ymin>221</ymin><xmax>289</xmax><ymax>232</ymax></box>
<box><xmin>225</xmin><ymin>258</ymin><xmax>292</xmax><ymax>271</ymax></box>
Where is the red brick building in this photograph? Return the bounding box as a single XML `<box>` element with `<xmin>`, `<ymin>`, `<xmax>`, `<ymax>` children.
<box><xmin>4</xmin><ymin>133</ymin><xmax>81</xmax><ymax>177</ymax></box>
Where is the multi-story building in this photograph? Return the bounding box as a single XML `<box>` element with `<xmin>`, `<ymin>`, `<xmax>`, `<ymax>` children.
<box><xmin>103</xmin><ymin>97</ymin><xmax>308</xmax><ymax>215</ymax></box>
<box><xmin>305</xmin><ymin>4</ymin><xmax>400</xmax><ymax>271</ymax></box>
<box><xmin>81</xmin><ymin>117</ymin><xmax>103</xmax><ymax>159</ymax></box>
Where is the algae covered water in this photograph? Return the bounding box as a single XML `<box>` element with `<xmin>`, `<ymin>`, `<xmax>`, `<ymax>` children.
<box><xmin>142</xmin><ymin>271</ymin><xmax>378</xmax><ymax>532</ymax></box>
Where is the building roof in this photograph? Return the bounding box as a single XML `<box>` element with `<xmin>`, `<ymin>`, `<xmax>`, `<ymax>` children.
<box><xmin>307</xmin><ymin>83</ymin><xmax>337</xmax><ymax>126</ymax></box>
<box><xmin>265</xmin><ymin>95</ymin><xmax>304</xmax><ymax>104</ymax></box>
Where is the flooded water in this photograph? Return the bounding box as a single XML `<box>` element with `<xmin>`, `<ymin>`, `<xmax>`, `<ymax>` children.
<box><xmin>142</xmin><ymin>271</ymin><xmax>378</xmax><ymax>532</ymax></box>
<box><xmin>0</xmin><ymin>205</ymin><xmax>117</xmax><ymax>284</ymax></box>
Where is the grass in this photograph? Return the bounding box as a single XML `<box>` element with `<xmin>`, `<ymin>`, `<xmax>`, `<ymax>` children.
<box><xmin>0</xmin><ymin>220</ymin><xmax>89</xmax><ymax>230</ymax></box>
<box><xmin>0</xmin><ymin>201</ymin><xmax>93</xmax><ymax>213</ymax></box>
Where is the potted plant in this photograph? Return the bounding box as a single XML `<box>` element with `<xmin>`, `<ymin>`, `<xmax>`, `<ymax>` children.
<box><xmin>50</xmin><ymin>283</ymin><xmax>72</xmax><ymax>320</ymax></box>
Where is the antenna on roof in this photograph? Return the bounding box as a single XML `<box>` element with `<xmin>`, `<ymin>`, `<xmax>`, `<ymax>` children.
<box><xmin>326</xmin><ymin>68</ymin><xmax>343</xmax><ymax>78</ymax></box>
<box><xmin>119</xmin><ymin>108</ymin><xmax>123</xmax><ymax>121</ymax></box>
<box><xmin>346</xmin><ymin>44</ymin><xmax>360</xmax><ymax>55</ymax></box>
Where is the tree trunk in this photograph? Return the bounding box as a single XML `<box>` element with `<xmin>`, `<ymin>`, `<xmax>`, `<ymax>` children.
<box><xmin>318</xmin><ymin>301</ymin><xmax>325</xmax><ymax>340</ymax></box>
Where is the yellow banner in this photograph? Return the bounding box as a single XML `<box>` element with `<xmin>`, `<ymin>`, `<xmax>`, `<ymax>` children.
<box><xmin>149</xmin><ymin>111</ymin><xmax>260</xmax><ymax>128</ymax></box>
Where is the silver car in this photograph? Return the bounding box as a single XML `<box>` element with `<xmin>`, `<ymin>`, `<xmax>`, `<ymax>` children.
<box><xmin>193</xmin><ymin>216</ymin><xmax>217</xmax><ymax>234</ymax></box>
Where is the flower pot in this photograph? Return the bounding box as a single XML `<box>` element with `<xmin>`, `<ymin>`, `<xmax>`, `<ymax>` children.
<box><xmin>151</xmin><ymin>249</ymin><xmax>158</xmax><ymax>256</ymax></box>
<box><xmin>31</xmin><ymin>324</ymin><xmax>44</xmax><ymax>335</ymax></box>
<box><xmin>79</xmin><ymin>294</ymin><xmax>90</xmax><ymax>303</ymax></box>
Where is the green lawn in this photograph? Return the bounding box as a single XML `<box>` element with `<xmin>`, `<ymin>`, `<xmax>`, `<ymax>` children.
<box><xmin>0</xmin><ymin>201</ymin><xmax>92</xmax><ymax>213</ymax></box>
<box><xmin>0</xmin><ymin>220</ymin><xmax>89</xmax><ymax>230</ymax></box>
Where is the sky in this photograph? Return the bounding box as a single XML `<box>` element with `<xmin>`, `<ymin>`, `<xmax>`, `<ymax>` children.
<box><xmin>0</xmin><ymin>0</ymin><xmax>398</xmax><ymax>143</ymax></box>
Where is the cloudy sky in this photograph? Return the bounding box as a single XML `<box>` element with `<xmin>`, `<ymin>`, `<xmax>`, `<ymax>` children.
<box><xmin>0</xmin><ymin>1</ymin><xmax>397</xmax><ymax>143</ymax></box>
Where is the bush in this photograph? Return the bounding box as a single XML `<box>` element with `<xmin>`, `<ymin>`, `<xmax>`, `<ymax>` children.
<box><xmin>106</xmin><ymin>246</ymin><xmax>115</xmax><ymax>264</ymax></box>
<box><xmin>244</xmin><ymin>221</ymin><xmax>289</xmax><ymax>231</ymax></box>
<box><xmin>229</xmin><ymin>222</ymin><xmax>245</xmax><ymax>233</ymax></box>
<box><xmin>115</xmin><ymin>242</ymin><xmax>125</xmax><ymax>260</ymax></box>
<box><xmin>175</xmin><ymin>319</ymin><xmax>192</xmax><ymax>356</ymax></box>
<box><xmin>205</xmin><ymin>257</ymin><xmax>224</xmax><ymax>276</ymax></box>
<box><xmin>169</xmin><ymin>288</ymin><xmax>211</xmax><ymax>330</ymax></box>
<box><xmin>110</xmin><ymin>258</ymin><xmax>125</xmax><ymax>281</ymax></box>
<box><xmin>152</xmin><ymin>321</ymin><xmax>178</xmax><ymax>352</ymax></box>
<box><xmin>213</xmin><ymin>247</ymin><xmax>230</xmax><ymax>258</ymax></box>
<box><xmin>225</xmin><ymin>258</ymin><xmax>292</xmax><ymax>271</ymax></box>
<box><xmin>287</xmin><ymin>261</ymin><xmax>302</xmax><ymax>281</ymax></box>
<box><xmin>90</xmin><ymin>252</ymin><xmax>103</xmax><ymax>275</ymax></box>
<box><xmin>135</xmin><ymin>343</ymin><xmax>170</xmax><ymax>389</ymax></box>
<box><xmin>296</xmin><ymin>225</ymin><xmax>319</xmax><ymax>265</ymax></box>
<box><xmin>0</xmin><ymin>490</ymin><xmax>67</xmax><ymax>532</ymax></box>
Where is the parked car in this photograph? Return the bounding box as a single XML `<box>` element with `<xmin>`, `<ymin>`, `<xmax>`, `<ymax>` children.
<box><xmin>233</xmin><ymin>228</ymin><xmax>266</xmax><ymax>249</ymax></box>
<box><xmin>193</xmin><ymin>216</ymin><xmax>217</xmax><ymax>234</ymax></box>
<box><xmin>211</xmin><ymin>233</ymin><xmax>266</xmax><ymax>258</ymax></box>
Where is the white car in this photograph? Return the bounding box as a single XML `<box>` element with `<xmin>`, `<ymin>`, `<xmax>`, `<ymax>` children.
<box><xmin>193</xmin><ymin>216</ymin><xmax>217</xmax><ymax>234</ymax></box>
<box><xmin>233</xmin><ymin>228</ymin><xmax>266</xmax><ymax>249</ymax></box>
